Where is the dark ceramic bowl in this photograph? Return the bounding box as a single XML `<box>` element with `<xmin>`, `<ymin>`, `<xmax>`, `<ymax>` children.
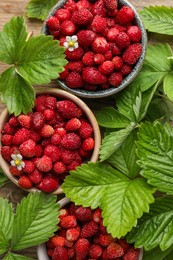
<box><xmin>42</xmin><ymin>0</ymin><xmax>147</xmax><ymax>98</ymax></box>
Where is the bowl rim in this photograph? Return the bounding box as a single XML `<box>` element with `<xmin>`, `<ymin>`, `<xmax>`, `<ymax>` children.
<box><xmin>0</xmin><ymin>88</ymin><xmax>101</xmax><ymax>194</ymax></box>
<box><xmin>37</xmin><ymin>197</ymin><xmax>144</xmax><ymax>260</ymax></box>
<box><xmin>42</xmin><ymin>0</ymin><xmax>147</xmax><ymax>98</ymax></box>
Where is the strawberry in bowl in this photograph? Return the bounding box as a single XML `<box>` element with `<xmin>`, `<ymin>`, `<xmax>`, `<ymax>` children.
<box><xmin>42</xmin><ymin>0</ymin><xmax>147</xmax><ymax>98</ymax></box>
<box><xmin>0</xmin><ymin>88</ymin><xmax>101</xmax><ymax>194</ymax></box>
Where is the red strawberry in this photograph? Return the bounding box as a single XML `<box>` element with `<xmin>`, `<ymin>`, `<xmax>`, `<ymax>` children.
<box><xmin>50</xmin><ymin>235</ymin><xmax>65</xmax><ymax>247</ymax></box>
<box><xmin>57</xmin><ymin>100</ymin><xmax>83</xmax><ymax>119</ymax></box>
<box><xmin>94</xmin><ymin>53</ymin><xmax>105</xmax><ymax>65</ymax></box>
<box><xmin>23</xmin><ymin>160</ymin><xmax>35</xmax><ymax>173</ymax></box>
<box><xmin>19</xmin><ymin>139</ymin><xmax>36</xmax><ymax>158</ymax></box>
<box><xmin>52</xmin><ymin>246</ymin><xmax>68</xmax><ymax>260</ymax></box>
<box><xmin>65</xmin><ymin>72</ymin><xmax>84</xmax><ymax>89</ymax></box>
<box><xmin>76</xmin><ymin>0</ymin><xmax>91</xmax><ymax>10</ymax></box>
<box><xmin>99</xmin><ymin>233</ymin><xmax>114</xmax><ymax>247</ymax></box>
<box><xmin>81</xmin><ymin>220</ymin><xmax>99</xmax><ymax>238</ymax></box>
<box><xmin>89</xmin><ymin>244</ymin><xmax>102</xmax><ymax>259</ymax></box>
<box><xmin>35</xmin><ymin>155</ymin><xmax>52</xmax><ymax>172</ymax></box>
<box><xmin>28</xmin><ymin>169</ymin><xmax>43</xmax><ymax>184</ymax></box>
<box><xmin>105</xmin><ymin>50</ymin><xmax>113</xmax><ymax>60</ymax></box>
<box><xmin>67</xmin><ymin>61</ymin><xmax>83</xmax><ymax>73</ymax></box>
<box><xmin>121</xmin><ymin>64</ymin><xmax>132</xmax><ymax>76</ymax></box>
<box><xmin>117</xmin><ymin>239</ymin><xmax>131</xmax><ymax>253</ymax></box>
<box><xmin>112</xmin><ymin>56</ymin><xmax>124</xmax><ymax>71</ymax></box>
<box><xmin>67</xmin><ymin>247</ymin><xmax>75</xmax><ymax>258</ymax></box>
<box><xmin>75</xmin><ymin>238</ymin><xmax>90</xmax><ymax>259</ymax></box>
<box><xmin>107</xmin><ymin>18</ymin><xmax>116</xmax><ymax>28</ymax></box>
<box><xmin>60</xmin><ymin>20</ymin><xmax>76</xmax><ymax>35</ymax></box>
<box><xmin>107</xmin><ymin>8</ymin><xmax>118</xmax><ymax>17</ymax></box>
<box><xmin>36</xmin><ymin>176</ymin><xmax>59</xmax><ymax>192</ymax></box>
<box><xmin>66</xmin><ymin>227</ymin><xmax>81</xmax><ymax>242</ymax></box>
<box><xmin>60</xmin><ymin>148</ymin><xmax>82</xmax><ymax>165</ymax></box>
<box><xmin>54</xmin><ymin>8</ymin><xmax>71</xmax><ymax>22</ymax></box>
<box><xmin>107</xmin><ymin>243</ymin><xmax>124</xmax><ymax>259</ymax></box>
<box><xmin>104</xmin><ymin>0</ymin><xmax>118</xmax><ymax>10</ymax></box>
<box><xmin>82</xmin><ymin>137</ymin><xmax>94</xmax><ymax>151</ymax></box>
<box><xmin>91</xmin><ymin>0</ymin><xmax>106</xmax><ymax>17</ymax></box>
<box><xmin>92</xmin><ymin>37</ymin><xmax>109</xmax><ymax>54</ymax></box>
<box><xmin>77</xmin><ymin>30</ymin><xmax>96</xmax><ymax>47</ymax></box>
<box><xmin>75</xmin><ymin>206</ymin><xmax>93</xmax><ymax>222</ymax></box>
<box><xmin>115</xmin><ymin>32</ymin><xmax>130</xmax><ymax>49</ymax></box>
<box><xmin>47</xmin><ymin>248</ymin><xmax>53</xmax><ymax>257</ymax></box>
<box><xmin>100</xmin><ymin>220</ymin><xmax>107</xmax><ymax>233</ymax></box>
<box><xmin>2</xmin><ymin>122</ymin><xmax>15</xmax><ymax>135</ymax></box>
<box><xmin>109</xmin><ymin>43</ymin><xmax>122</xmax><ymax>55</ymax></box>
<box><xmin>13</xmin><ymin>128</ymin><xmax>30</xmax><ymax>146</ymax></box>
<box><xmin>30</xmin><ymin>130</ymin><xmax>41</xmax><ymax>143</ymax></box>
<box><xmin>127</xmin><ymin>25</ymin><xmax>142</xmax><ymax>43</ymax></box>
<box><xmin>79</xmin><ymin>147</ymin><xmax>91</xmax><ymax>158</ymax></box>
<box><xmin>46</xmin><ymin>16</ymin><xmax>60</xmax><ymax>31</ymax></box>
<box><xmin>9</xmin><ymin>116</ymin><xmax>19</xmax><ymax>127</ymax></box>
<box><xmin>18</xmin><ymin>175</ymin><xmax>33</xmax><ymax>189</ymax></box>
<box><xmin>71</xmin><ymin>9</ymin><xmax>93</xmax><ymax>25</ymax></box>
<box><xmin>65</xmin><ymin>47</ymin><xmax>84</xmax><ymax>61</ymax></box>
<box><xmin>54</xmin><ymin>161</ymin><xmax>66</xmax><ymax>174</ymax></box>
<box><xmin>59</xmin><ymin>208</ymin><xmax>69</xmax><ymax>219</ymax></box>
<box><xmin>1</xmin><ymin>146</ymin><xmax>12</xmax><ymax>161</ymax></box>
<box><xmin>122</xmin><ymin>43</ymin><xmax>142</xmax><ymax>65</ymax></box>
<box><xmin>82</xmin><ymin>67</ymin><xmax>107</xmax><ymax>85</ymax></box>
<box><xmin>55</xmin><ymin>127</ymin><xmax>67</xmax><ymax>136</ymax></box>
<box><xmin>1</xmin><ymin>134</ymin><xmax>13</xmax><ymax>146</ymax></box>
<box><xmin>40</xmin><ymin>124</ymin><xmax>55</xmax><ymax>138</ymax></box>
<box><xmin>51</xmin><ymin>133</ymin><xmax>61</xmax><ymax>145</ymax></box>
<box><xmin>82</xmin><ymin>51</ymin><xmax>94</xmax><ymax>66</ymax></box>
<box><xmin>59</xmin><ymin>65</ymin><xmax>69</xmax><ymax>80</ymax></box>
<box><xmin>93</xmin><ymin>208</ymin><xmax>102</xmax><ymax>223</ymax></box>
<box><xmin>106</xmin><ymin>27</ymin><xmax>120</xmax><ymax>42</ymax></box>
<box><xmin>123</xmin><ymin>248</ymin><xmax>140</xmax><ymax>260</ymax></box>
<box><xmin>60</xmin><ymin>215</ymin><xmax>77</xmax><ymax>229</ymax></box>
<box><xmin>99</xmin><ymin>61</ymin><xmax>114</xmax><ymax>75</ymax></box>
<box><xmin>44</xmin><ymin>144</ymin><xmax>60</xmax><ymax>162</ymax></box>
<box><xmin>17</xmin><ymin>114</ymin><xmax>31</xmax><ymax>129</ymax></box>
<box><xmin>61</xmin><ymin>133</ymin><xmax>81</xmax><ymax>150</ymax></box>
<box><xmin>31</xmin><ymin>112</ymin><xmax>45</xmax><ymax>130</ymax></box>
<box><xmin>64</xmin><ymin>0</ymin><xmax>77</xmax><ymax>13</ymax></box>
<box><xmin>43</xmin><ymin>109</ymin><xmax>55</xmax><ymax>121</ymax></box>
<box><xmin>116</xmin><ymin>6</ymin><xmax>135</xmax><ymax>25</ymax></box>
<box><xmin>66</xmin><ymin>118</ymin><xmax>81</xmax><ymax>131</ymax></box>
<box><xmin>67</xmin><ymin>160</ymin><xmax>81</xmax><ymax>171</ymax></box>
<box><xmin>79</xmin><ymin>120</ymin><xmax>93</xmax><ymax>139</ymax></box>
<box><xmin>108</xmin><ymin>72</ymin><xmax>123</xmax><ymax>87</ymax></box>
<box><xmin>10</xmin><ymin>166</ymin><xmax>23</xmax><ymax>177</ymax></box>
<box><xmin>91</xmin><ymin>15</ymin><xmax>107</xmax><ymax>33</ymax></box>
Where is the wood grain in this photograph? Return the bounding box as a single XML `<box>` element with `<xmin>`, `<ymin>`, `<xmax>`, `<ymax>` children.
<box><xmin>0</xmin><ymin>0</ymin><xmax>172</xmax><ymax>259</ymax></box>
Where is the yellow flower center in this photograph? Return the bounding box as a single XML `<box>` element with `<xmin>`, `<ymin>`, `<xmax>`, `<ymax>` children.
<box><xmin>15</xmin><ymin>159</ymin><xmax>21</xmax><ymax>166</ymax></box>
<box><xmin>68</xmin><ymin>41</ymin><xmax>75</xmax><ymax>47</ymax></box>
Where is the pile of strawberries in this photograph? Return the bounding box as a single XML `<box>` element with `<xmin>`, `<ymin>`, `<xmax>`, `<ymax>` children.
<box><xmin>47</xmin><ymin>202</ymin><xmax>140</xmax><ymax>259</ymax></box>
<box><xmin>46</xmin><ymin>0</ymin><xmax>143</xmax><ymax>91</ymax></box>
<box><xmin>1</xmin><ymin>95</ymin><xmax>94</xmax><ymax>193</ymax></box>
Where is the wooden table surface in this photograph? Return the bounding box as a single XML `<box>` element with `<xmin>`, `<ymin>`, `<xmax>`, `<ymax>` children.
<box><xmin>0</xmin><ymin>0</ymin><xmax>173</xmax><ymax>259</ymax></box>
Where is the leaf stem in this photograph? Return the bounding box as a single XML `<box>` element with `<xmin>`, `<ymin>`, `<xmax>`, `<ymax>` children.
<box><xmin>26</xmin><ymin>31</ymin><xmax>33</xmax><ymax>42</ymax></box>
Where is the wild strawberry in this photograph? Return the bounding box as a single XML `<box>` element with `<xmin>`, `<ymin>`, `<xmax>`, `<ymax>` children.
<box><xmin>99</xmin><ymin>233</ymin><xmax>114</xmax><ymax>247</ymax></box>
<box><xmin>75</xmin><ymin>206</ymin><xmax>93</xmax><ymax>222</ymax></box>
<box><xmin>102</xmin><ymin>248</ymin><xmax>109</xmax><ymax>259</ymax></box>
<box><xmin>82</xmin><ymin>67</ymin><xmax>107</xmax><ymax>85</ymax></box>
<box><xmin>54</xmin><ymin>161</ymin><xmax>66</xmax><ymax>174</ymax></box>
<box><xmin>93</xmin><ymin>208</ymin><xmax>102</xmax><ymax>223</ymax></box>
<box><xmin>122</xmin><ymin>43</ymin><xmax>142</xmax><ymax>65</ymax></box>
<box><xmin>77</xmin><ymin>30</ymin><xmax>96</xmax><ymax>47</ymax></box>
<box><xmin>115</xmin><ymin>32</ymin><xmax>130</xmax><ymax>49</ymax></box>
<box><xmin>123</xmin><ymin>248</ymin><xmax>140</xmax><ymax>260</ymax></box>
<box><xmin>84</xmin><ymin>84</ymin><xmax>97</xmax><ymax>91</ymax></box>
<box><xmin>91</xmin><ymin>15</ymin><xmax>107</xmax><ymax>33</ymax></box>
<box><xmin>107</xmin><ymin>243</ymin><xmax>124</xmax><ymax>259</ymax></box>
<box><xmin>10</xmin><ymin>166</ymin><xmax>23</xmax><ymax>177</ymax></box>
<box><xmin>23</xmin><ymin>160</ymin><xmax>35</xmax><ymax>173</ymax></box>
<box><xmin>82</xmin><ymin>137</ymin><xmax>94</xmax><ymax>151</ymax></box>
<box><xmin>51</xmin><ymin>133</ymin><xmax>61</xmax><ymax>145</ymax></box>
<box><xmin>43</xmin><ymin>109</ymin><xmax>55</xmax><ymax>121</ymax></box>
<box><xmin>30</xmin><ymin>130</ymin><xmax>41</xmax><ymax>143</ymax></box>
<box><xmin>49</xmin><ymin>29</ymin><xmax>60</xmax><ymax>38</ymax></box>
<box><xmin>75</xmin><ymin>238</ymin><xmax>90</xmax><ymax>259</ymax></box>
<box><xmin>109</xmin><ymin>43</ymin><xmax>122</xmax><ymax>55</ymax></box>
<box><xmin>64</xmin><ymin>0</ymin><xmax>77</xmax><ymax>13</ymax></box>
<box><xmin>105</xmin><ymin>50</ymin><xmax>113</xmax><ymax>60</ymax></box>
<box><xmin>41</xmin><ymin>138</ymin><xmax>51</xmax><ymax>148</ymax></box>
<box><xmin>60</xmin><ymin>20</ymin><xmax>76</xmax><ymax>35</ymax></box>
<box><xmin>46</xmin><ymin>16</ymin><xmax>60</xmax><ymax>31</ymax></box>
<box><xmin>59</xmin><ymin>65</ymin><xmax>69</xmax><ymax>80</ymax></box>
<box><xmin>116</xmin><ymin>6</ymin><xmax>135</xmax><ymax>25</ymax></box>
<box><xmin>55</xmin><ymin>127</ymin><xmax>67</xmax><ymax>136</ymax></box>
<box><xmin>60</xmin><ymin>208</ymin><xmax>69</xmax><ymax>219</ymax></box>
<box><xmin>94</xmin><ymin>54</ymin><xmax>105</xmax><ymax>65</ymax></box>
<box><xmin>13</xmin><ymin>128</ymin><xmax>30</xmax><ymax>146</ymax></box>
<box><xmin>106</xmin><ymin>27</ymin><xmax>120</xmax><ymax>42</ymax></box>
<box><xmin>57</xmin><ymin>100</ymin><xmax>83</xmax><ymax>119</ymax></box>
<box><xmin>121</xmin><ymin>64</ymin><xmax>132</xmax><ymax>76</ymax></box>
<box><xmin>19</xmin><ymin>139</ymin><xmax>36</xmax><ymax>158</ymax></box>
<box><xmin>35</xmin><ymin>155</ymin><xmax>52</xmax><ymax>172</ymax></box>
<box><xmin>108</xmin><ymin>72</ymin><xmax>123</xmax><ymax>87</ymax></box>
<box><xmin>36</xmin><ymin>176</ymin><xmax>59</xmax><ymax>192</ymax></box>
<box><xmin>31</xmin><ymin>112</ymin><xmax>45</xmax><ymax>130</ymax></box>
<box><xmin>28</xmin><ymin>169</ymin><xmax>43</xmax><ymax>184</ymax></box>
<box><xmin>9</xmin><ymin>116</ymin><xmax>19</xmax><ymax>127</ymax></box>
<box><xmin>89</xmin><ymin>244</ymin><xmax>102</xmax><ymax>259</ymax></box>
<box><xmin>112</xmin><ymin>56</ymin><xmax>124</xmax><ymax>71</ymax></box>
<box><xmin>127</xmin><ymin>25</ymin><xmax>142</xmax><ymax>43</ymax></box>
<box><xmin>79</xmin><ymin>120</ymin><xmax>93</xmax><ymax>139</ymax></box>
<box><xmin>1</xmin><ymin>134</ymin><xmax>13</xmax><ymax>146</ymax></box>
<box><xmin>61</xmin><ymin>133</ymin><xmax>81</xmax><ymax>150</ymax></box>
<box><xmin>65</xmin><ymin>47</ymin><xmax>84</xmax><ymax>61</ymax></box>
<box><xmin>79</xmin><ymin>147</ymin><xmax>91</xmax><ymax>158</ymax></box>
<box><xmin>45</xmin><ymin>96</ymin><xmax>57</xmax><ymax>109</ymax></box>
<box><xmin>81</xmin><ymin>220</ymin><xmax>99</xmax><ymax>238</ymax></box>
<box><xmin>107</xmin><ymin>18</ymin><xmax>115</xmax><ymax>28</ymax></box>
<box><xmin>65</xmin><ymin>72</ymin><xmax>84</xmax><ymax>89</ymax></box>
<box><xmin>18</xmin><ymin>175</ymin><xmax>33</xmax><ymax>189</ymax></box>
<box><xmin>104</xmin><ymin>0</ymin><xmax>118</xmax><ymax>10</ymax></box>
<box><xmin>60</xmin><ymin>215</ymin><xmax>77</xmax><ymax>229</ymax></box>
<box><xmin>40</xmin><ymin>124</ymin><xmax>54</xmax><ymax>138</ymax></box>
<box><xmin>91</xmin><ymin>0</ymin><xmax>106</xmax><ymax>17</ymax></box>
<box><xmin>66</xmin><ymin>226</ymin><xmax>81</xmax><ymax>241</ymax></box>
<box><xmin>92</xmin><ymin>37</ymin><xmax>109</xmax><ymax>54</ymax></box>
<box><xmin>100</xmin><ymin>220</ymin><xmax>107</xmax><ymax>233</ymax></box>
<box><xmin>47</xmin><ymin>248</ymin><xmax>54</xmax><ymax>257</ymax></box>
<box><xmin>50</xmin><ymin>235</ymin><xmax>65</xmax><ymax>247</ymax></box>
<box><xmin>99</xmin><ymin>61</ymin><xmax>114</xmax><ymax>75</ymax></box>
<box><xmin>2</xmin><ymin>122</ymin><xmax>15</xmax><ymax>135</ymax></box>
<box><xmin>35</xmin><ymin>95</ymin><xmax>47</xmax><ymax>106</ymax></box>
<box><xmin>52</xmin><ymin>246</ymin><xmax>68</xmax><ymax>260</ymax></box>
<box><xmin>66</xmin><ymin>118</ymin><xmax>81</xmax><ymax>132</ymax></box>
<box><xmin>117</xmin><ymin>239</ymin><xmax>131</xmax><ymax>253</ymax></box>
<box><xmin>67</xmin><ymin>160</ymin><xmax>81</xmax><ymax>171</ymax></box>
<box><xmin>107</xmin><ymin>8</ymin><xmax>118</xmax><ymax>17</ymax></box>
<box><xmin>54</xmin><ymin>8</ymin><xmax>71</xmax><ymax>22</ymax></box>
<box><xmin>44</xmin><ymin>144</ymin><xmax>60</xmax><ymax>162</ymax></box>
<box><xmin>17</xmin><ymin>114</ymin><xmax>31</xmax><ymax>129</ymax></box>
<box><xmin>60</xmin><ymin>148</ymin><xmax>82</xmax><ymax>165</ymax></box>
<box><xmin>67</xmin><ymin>61</ymin><xmax>83</xmax><ymax>73</ymax></box>
<box><xmin>67</xmin><ymin>247</ymin><xmax>75</xmax><ymax>258</ymax></box>
<box><xmin>71</xmin><ymin>9</ymin><xmax>93</xmax><ymax>25</ymax></box>
<box><xmin>82</xmin><ymin>51</ymin><xmax>94</xmax><ymax>66</ymax></box>
<box><xmin>1</xmin><ymin>146</ymin><xmax>12</xmax><ymax>161</ymax></box>
<box><xmin>77</xmin><ymin>0</ymin><xmax>91</xmax><ymax>10</ymax></box>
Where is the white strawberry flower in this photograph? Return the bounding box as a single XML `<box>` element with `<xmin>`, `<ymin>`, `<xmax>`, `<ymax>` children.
<box><xmin>64</xmin><ymin>35</ymin><xmax>79</xmax><ymax>51</ymax></box>
<box><xmin>11</xmin><ymin>154</ymin><xmax>25</xmax><ymax>171</ymax></box>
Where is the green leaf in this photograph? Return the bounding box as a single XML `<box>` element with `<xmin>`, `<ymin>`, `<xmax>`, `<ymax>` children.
<box><xmin>17</xmin><ymin>35</ymin><xmax>67</xmax><ymax>84</ymax></box>
<box><xmin>164</xmin><ymin>250</ymin><xmax>173</xmax><ymax>260</ymax></box>
<box><xmin>0</xmin><ymin>198</ymin><xmax>14</xmax><ymax>254</ymax></box>
<box><xmin>3</xmin><ymin>253</ymin><xmax>34</xmax><ymax>260</ymax></box>
<box><xmin>143</xmin><ymin>245</ymin><xmax>173</xmax><ymax>260</ymax></box>
<box><xmin>140</xmin><ymin>6</ymin><xmax>173</xmax><ymax>35</ymax></box>
<box><xmin>163</xmin><ymin>73</ymin><xmax>173</xmax><ymax>101</ymax></box>
<box><xmin>63</xmin><ymin>162</ymin><xmax>155</xmax><ymax>238</ymax></box>
<box><xmin>127</xmin><ymin>197</ymin><xmax>173</xmax><ymax>251</ymax></box>
<box><xmin>100</xmin><ymin>124</ymin><xmax>135</xmax><ymax>161</ymax></box>
<box><xmin>107</xmin><ymin>129</ymin><xmax>140</xmax><ymax>178</ymax></box>
<box><xmin>0</xmin><ymin>167</ymin><xmax>8</xmax><ymax>187</ymax></box>
<box><xmin>0</xmin><ymin>16</ymin><xmax>27</xmax><ymax>64</ymax></box>
<box><xmin>137</xmin><ymin>121</ymin><xmax>173</xmax><ymax>194</ymax></box>
<box><xmin>0</xmin><ymin>67</ymin><xmax>35</xmax><ymax>115</ymax></box>
<box><xmin>26</xmin><ymin>0</ymin><xmax>57</xmax><ymax>21</ymax></box>
<box><xmin>11</xmin><ymin>192</ymin><xmax>59</xmax><ymax>251</ymax></box>
<box><xmin>96</xmin><ymin>107</ymin><xmax>130</xmax><ymax>129</ymax></box>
